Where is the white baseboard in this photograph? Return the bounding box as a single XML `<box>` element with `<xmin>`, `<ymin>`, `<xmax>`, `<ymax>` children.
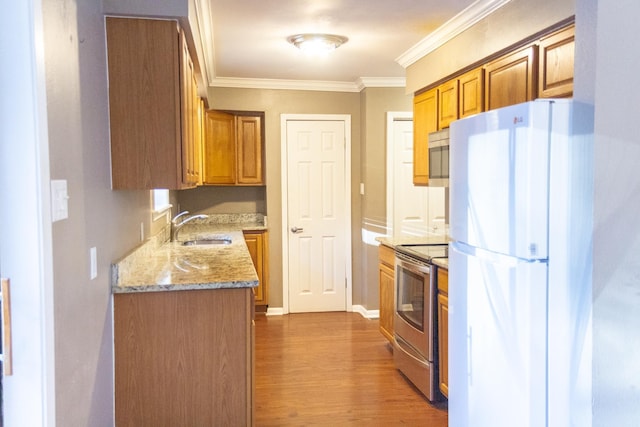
<box><xmin>266</xmin><ymin>307</ymin><xmax>285</xmax><ymax>316</ymax></box>
<box><xmin>352</xmin><ymin>305</ymin><xmax>380</xmax><ymax>319</ymax></box>
<box><xmin>265</xmin><ymin>306</ymin><xmax>379</xmax><ymax>319</ymax></box>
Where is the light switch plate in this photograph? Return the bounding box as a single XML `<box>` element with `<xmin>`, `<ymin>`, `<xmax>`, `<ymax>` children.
<box><xmin>90</xmin><ymin>247</ymin><xmax>97</xmax><ymax>280</ymax></box>
<box><xmin>51</xmin><ymin>179</ymin><xmax>69</xmax><ymax>222</ymax></box>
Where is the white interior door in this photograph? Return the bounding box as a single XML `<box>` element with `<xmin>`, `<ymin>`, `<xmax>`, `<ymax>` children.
<box><xmin>284</xmin><ymin>118</ymin><xmax>349</xmax><ymax>313</ymax></box>
<box><xmin>391</xmin><ymin>117</ymin><xmax>430</xmax><ymax>236</ymax></box>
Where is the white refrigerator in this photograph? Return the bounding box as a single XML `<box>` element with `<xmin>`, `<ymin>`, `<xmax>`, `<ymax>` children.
<box><xmin>448</xmin><ymin>99</ymin><xmax>593</xmax><ymax>427</ymax></box>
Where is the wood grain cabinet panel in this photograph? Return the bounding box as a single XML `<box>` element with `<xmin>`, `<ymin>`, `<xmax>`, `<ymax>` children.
<box><xmin>378</xmin><ymin>244</ymin><xmax>395</xmax><ymax>343</ymax></box>
<box><xmin>437</xmin><ymin>267</ymin><xmax>449</xmax><ymax>398</ymax></box>
<box><xmin>237</xmin><ymin>115</ymin><xmax>263</xmax><ymax>184</ymax></box>
<box><xmin>484</xmin><ymin>45</ymin><xmax>538</xmax><ymax>111</ymax></box>
<box><xmin>539</xmin><ymin>25</ymin><xmax>575</xmax><ymax>98</ymax></box>
<box><xmin>203</xmin><ymin>111</ymin><xmax>264</xmax><ymax>185</ymax></box>
<box><xmin>244</xmin><ymin>230</ymin><xmax>269</xmax><ymax>308</ymax></box>
<box><xmin>114</xmin><ymin>288</ymin><xmax>254</xmax><ymax>426</ymax></box>
<box><xmin>458</xmin><ymin>67</ymin><xmax>484</xmax><ymax>118</ymax></box>
<box><xmin>106</xmin><ymin>18</ymin><xmax>200</xmax><ymax>190</ymax></box>
<box><xmin>438</xmin><ymin>79</ymin><xmax>459</xmax><ymax>129</ymax></box>
<box><xmin>413</xmin><ymin>88</ymin><xmax>438</xmax><ymax>186</ymax></box>
<box><xmin>203</xmin><ymin>110</ymin><xmax>237</xmax><ymax>184</ymax></box>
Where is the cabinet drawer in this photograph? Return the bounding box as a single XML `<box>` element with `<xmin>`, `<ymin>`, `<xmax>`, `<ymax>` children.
<box><xmin>378</xmin><ymin>244</ymin><xmax>396</xmax><ymax>268</ymax></box>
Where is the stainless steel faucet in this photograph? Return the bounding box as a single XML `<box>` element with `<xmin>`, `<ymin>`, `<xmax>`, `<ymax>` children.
<box><xmin>171</xmin><ymin>211</ymin><xmax>208</xmax><ymax>241</ymax></box>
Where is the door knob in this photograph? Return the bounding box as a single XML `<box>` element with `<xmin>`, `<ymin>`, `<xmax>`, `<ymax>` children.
<box><xmin>291</xmin><ymin>226</ymin><xmax>304</xmax><ymax>233</ymax></box>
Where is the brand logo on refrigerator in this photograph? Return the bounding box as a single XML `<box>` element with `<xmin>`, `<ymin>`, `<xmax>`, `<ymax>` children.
<box><xmin>513</xmin><ymin>116</ymin><xmax>524</xmax><ymax>124</ymax></box>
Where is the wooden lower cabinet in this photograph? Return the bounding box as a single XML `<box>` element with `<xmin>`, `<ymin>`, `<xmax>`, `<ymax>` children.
<box><xmin>114</xmin><ymin>288</ymin><xmax>254</xmax><ymax>427</ymax></box>
<box><xmin>243</xmin><ymin>230</ymin><xmax>269</xmax><ymax>309</ymax></box>
<box><xmin>437</xmin><ymin>267</ymin><xmax>449</xmax><ymax>398</ymax></box>
<box><xmin>378</xmin><ymin>244</ymin><xmax>396</xmax><ymax>343</ymax></box>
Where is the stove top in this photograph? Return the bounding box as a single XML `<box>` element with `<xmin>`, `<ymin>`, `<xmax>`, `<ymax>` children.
<box><xmin>395</xmin><ymin>244</ymin><xmax>448</xmax><ymax>262</ymax></box>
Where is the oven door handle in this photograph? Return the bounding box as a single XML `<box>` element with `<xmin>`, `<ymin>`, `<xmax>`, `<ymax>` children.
<box><xmin>396</xmin><ymin>257</ymin><xmax>431</xmax><ymax>275</ymax></box>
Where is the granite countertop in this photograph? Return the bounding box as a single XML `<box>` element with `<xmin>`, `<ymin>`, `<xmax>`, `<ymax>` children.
<box><xmin>432</xmin><ymin>258</ymin><xmax>449</xmax><ymax>270</ymax></box>
<box><xmin>376</xmin><ymin>234</ymin><xmax>450</xmax><ymax>269</ymax></box>
<box><xmin>111</xmin><ymin>214</ymin><xmax>267</xmax><ymax>294</ymax></box>
<box><xmin>376</xmin><ymin>234</ymin><xmax>450</xmax><ymax>248</ymax></box>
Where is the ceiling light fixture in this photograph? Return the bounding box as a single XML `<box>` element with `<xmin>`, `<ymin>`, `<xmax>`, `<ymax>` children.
<box><xmin>287</xmin><ymin>33</ymin><xmax>348</xmax><ymax>54</ymax></box>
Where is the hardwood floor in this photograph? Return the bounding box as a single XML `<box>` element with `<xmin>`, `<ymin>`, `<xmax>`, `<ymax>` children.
<box><xmin>254</xmin><ymin>312</ymin><xmax>448</xmax><ymax>426</ymax></box>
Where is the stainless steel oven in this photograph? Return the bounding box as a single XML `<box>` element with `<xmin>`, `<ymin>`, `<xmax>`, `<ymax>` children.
<box><xmin>393</xmin><ymin>244</ymin><xmax>447</xmax><ymax>402</ymax></box>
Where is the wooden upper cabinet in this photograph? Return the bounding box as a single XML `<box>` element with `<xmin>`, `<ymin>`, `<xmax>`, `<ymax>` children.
<box><xmin>438</xmin><ymin>79</ymin><xmax>458</xmax><ymax>129</ymax></box>
<box><xmin>484</xmin><ymin>45</ymin><xmax>538</xmax><ymax>111</ymax></box>
<box><xmin>180</xmin><ymin>30</ymin><xmax>201</xmax><ymax>187</ymax></box>
<box><xmin>106</xmin><ymin>17</ymin><xmax>200</xmax><ymax>190</ymax></box>
<box><xmin>539</xmin><ymin>25</ymin><xmax>575</xmax><ymax>98</ymax></box>
<box><xmin>458</xmin><ymin>67</ymin><xmax>484</xmax><ymax>118</ymax></box>
<box><xmin>237</xmin><ymin>115</ymin><xmax>263</xmax><ymax>185</ymax></box>
<box><xmin>413</xmin><ymin>87</ymin><xmax>438</xmax><ymax>186</ymax></box>
<box><xmin>203</xmin><ymin>111</ymin><xmax>237</xmax><ymax>185</ymax></box>
<box><xmin>203</xmin><ymin>111</ymin><xmax>264</xmax><ymax>186</ymax></box>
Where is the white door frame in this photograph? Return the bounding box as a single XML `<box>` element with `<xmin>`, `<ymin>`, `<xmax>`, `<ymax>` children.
<box><xmin>280</xmin><ymin>114</ymin><xmax>352</xmax><ymax>315</ymax></box>
<box><xmin>1</xmin><ymin>0</ymin><xmax>56</xmax><ymax>425</ymax></box>
<box><xmin>385</xmin><ymin>111</ymin><xmax>413</xmax><ymax>235</ymax></box>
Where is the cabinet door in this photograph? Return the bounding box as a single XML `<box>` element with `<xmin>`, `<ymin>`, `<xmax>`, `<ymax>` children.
<box><xmin>484</xmin><ymin>45</ymin><xmax>538</xmax><ymax>111</ymax></box>
<box><xmin>438</xmin><ymin>79</ymin><xmax>458</xmax><ymax>129</ymax></box>
<box><xmin>458</xmin><ymin>67</ymin><xmax>484</xmax><ymax>119</ymax></box>
<box><xmin>379</xmin><ymin>262</ymin><xmax>395</xmax><ymax>344</ymax></box>
<box><xmin>106</xmin><ymin>18</ymin><xmax>183</xmax><ymax>190</ymax></box>
<box><xmin>437</xmin><ymin>268</ymin><xmax>449</xmax><ymax>398</ymax></box>
<box><xmin>539</xmin><ymin>25</ymin><xmax>575</xmax><ymax>98</ymax></box>
<box><xmin>413</xmin><ymin>87</ymin><xmax>438</xmax><ymax>185</ymax></box>
<box><xmin>203</xmin><ymin>111</ymin><xmax>236</xmax><ymax>184</ymax></box>
<box><xmin>378</xmin><ymin>244</ymin><xmax>395</xmax><ymax>343</ymax></box>
<box><xmin>179</xmin><ymin>29</ymin><xmax>200</xmax><ymax>187</ymax></box>
<box><xmin>244</xmin><ymin>231</ymin><xmax>268</xmax><ymax>306</ymax></box>
<box><xmin>237</xmin><ymin>115</ymin><xmax>263</xmax><ymax>185</ymax></box>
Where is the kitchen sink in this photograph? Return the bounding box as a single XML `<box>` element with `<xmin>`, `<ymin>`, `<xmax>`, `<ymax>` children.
<box><xmin>182</xmin><ymin>237</ymin><xmax>232</xmax><ymax>246</ymax></box>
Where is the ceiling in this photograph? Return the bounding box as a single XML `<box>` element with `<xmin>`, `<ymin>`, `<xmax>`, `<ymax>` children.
<box><xmin>200</xmin><ymin>0</ymin><xmax>490</xmax><ymax>91</ymax></box>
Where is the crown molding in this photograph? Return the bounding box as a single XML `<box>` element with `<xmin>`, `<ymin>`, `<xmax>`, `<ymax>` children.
<box><xmin>395</xmin><ymin>0</ymin><xmax>512</xmax><ymax>68</ymax></box>
<box><xmin>356</xmin><ymin>77</ymin><xmax>406</xmax><ymax>91</ymax></box>
<box><xmin>211</xmin><ymin>76</ymin><xmax>406</xmax><ymax>92</ymax></box>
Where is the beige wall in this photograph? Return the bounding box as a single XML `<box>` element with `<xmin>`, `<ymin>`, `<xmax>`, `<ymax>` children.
<box><xmin>177</xmin><ymin>186</ymin><xmax>267</xmax><ymax>215</ymax></box>
<box><xmin>43</xmin><ymin>0</ymin><xmax>153</xmax><ymax>424</ymax></box>
<box><xmin>406</xmin><ymin>0</ymin><xmax>575</xmax><ymax>94</ymax></box>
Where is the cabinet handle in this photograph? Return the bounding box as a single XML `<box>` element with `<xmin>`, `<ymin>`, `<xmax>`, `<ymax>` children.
<box><xmin>1</xmin><ymin>278</ymin><xmax>12</xmax><ymax>376</ymax></box>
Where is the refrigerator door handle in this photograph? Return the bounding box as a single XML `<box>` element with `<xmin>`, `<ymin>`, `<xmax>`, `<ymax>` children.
<box><xmin>451</xmin><ymin>241</ymin><xmax>546</xmax><ymax>265</ymax></box>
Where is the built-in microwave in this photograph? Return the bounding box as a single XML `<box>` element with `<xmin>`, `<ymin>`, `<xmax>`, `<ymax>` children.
<box><xmin>428</xmin><ymin>128</ymin><xmax>449</xmax><ymax>187</ymax></box>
